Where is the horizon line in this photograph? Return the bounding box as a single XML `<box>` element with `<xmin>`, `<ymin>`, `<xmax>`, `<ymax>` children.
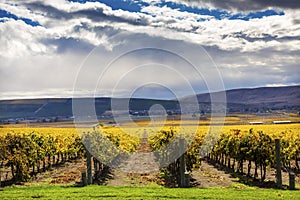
<box><xmin>0</xmin><ymin>84</ymin><xmax>299</xmax><ymax>101</ymax></box>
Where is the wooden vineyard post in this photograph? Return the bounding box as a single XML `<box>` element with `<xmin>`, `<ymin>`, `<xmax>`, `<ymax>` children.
<box><xmin>275</xmin><ymin>139</ymin><xmax>282</xmax><ymax>189</ymax></box>
<box><xmin>86</xmin><ymin>151</ymin><xmax>92</xmax><ymax>185</ymax></box>
<box><xmin>289</xmin><ymin>173</ymin><xmax>295</xmax><ymax>190</ymax></box>
<box><xmin>179</xmin><ymin>138</ymin><xmax>189</xmax><ymax>188</ymax></box>
<box><xmin>81</xmin><ymin>171</ymin><xmax>87</xmax><ymax>186</ymax></box>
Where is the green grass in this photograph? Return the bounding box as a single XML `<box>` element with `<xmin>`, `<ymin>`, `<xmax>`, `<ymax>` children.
<box><xmin>1</xmin><ymin>185</ymin><xmax>299</xmax><ymax>200</ymax></box>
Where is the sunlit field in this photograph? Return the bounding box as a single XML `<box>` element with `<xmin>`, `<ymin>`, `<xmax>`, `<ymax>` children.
<box><xmin>1</xmin><ymin>115</ymin><xmax>299</xmax><ymax>193</ymax></box>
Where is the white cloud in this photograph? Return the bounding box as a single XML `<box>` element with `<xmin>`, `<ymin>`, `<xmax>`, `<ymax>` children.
<box><xmin>2</xmin><ymin>0</ymin><xmax>299</xmax><ymax>54</ymax></box>
<box><xmin>141</xmin><ymin>4</ymin><xmax>212</xmax><ymax>20</ymax></box>
<box><xmin>0</xmin><ymin>19</ymin><xmax>52</xmax><ymax>58</ymax></box>
<box><xmin>0</xmin><ymin>0</ymin><xmax>299</xmax><ymax>99</ymax></box>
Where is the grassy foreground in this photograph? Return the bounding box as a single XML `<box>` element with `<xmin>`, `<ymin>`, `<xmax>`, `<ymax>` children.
<box><xmin>1</xmin><ymin>185</ymin><xmax>299</xmax><ymax>200</ymax></box>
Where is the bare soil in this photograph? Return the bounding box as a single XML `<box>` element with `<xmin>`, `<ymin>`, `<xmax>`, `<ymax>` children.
<box><xmin>191</xmin><ymin>161</ymin><xmax>237</xmax><ymax>188</ymax></box>
<box><xmin>29</xmin><ymin>159</ymin><xmax>86</xmax><ymax>185</ymax></box>
<box><xmin>105</xmin><ymin>138</ymin><xmax>161</xmax><ymax>186</ymax></box>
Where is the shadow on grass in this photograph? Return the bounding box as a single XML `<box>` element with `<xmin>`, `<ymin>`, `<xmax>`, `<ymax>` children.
<box><xmin>0</xmin><ymin>179</ymin><xmax>16</xmax><ymax>187</ymax></box>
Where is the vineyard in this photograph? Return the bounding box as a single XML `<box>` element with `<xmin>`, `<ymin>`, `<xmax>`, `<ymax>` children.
<box><xmin>0</xmin><ymin>123</ymin><xmax>299</xmax><ymax>189</ymax></box>
<box><xmin>0</xmin><ymin>127</ymin><xmax>140</xmax><ymax>184</ymax></box>
<box><xmin>148</xmin><ymin>124</ymin><xmax>300</xmax><ymax>187</ymax></box>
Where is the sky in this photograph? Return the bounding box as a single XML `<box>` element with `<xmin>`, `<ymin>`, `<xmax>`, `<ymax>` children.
<box><xmin>0</xmin><ymin>0</ymin><xmax>299</xmax><ymax>100</ymax></box>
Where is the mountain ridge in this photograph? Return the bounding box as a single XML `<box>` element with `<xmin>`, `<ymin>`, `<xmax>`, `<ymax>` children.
<box><xmin>183</xmin><ymin>85</ymin><xmax>300</xmax><ymax>105</ymax></box>
<box><xmin>0</xmin><ymin>85</ymin><xmax>299</xmax><ymax>119</ymax></box>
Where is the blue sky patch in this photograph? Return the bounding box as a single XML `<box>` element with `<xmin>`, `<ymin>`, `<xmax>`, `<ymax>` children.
<box><xmin>157</xmin><ymin>1</ymin><xmax>228</xmax><ymax>20</ymax></box>
<box><xmin>228</xmin><ymin>9</ymin><xmax>284</xmax><ymax>21</ymax></box>
<box><xmin>69</xmin><ymin>0</ymin><xmax>148</xmax><ymax>12</ymax></box>
<box><xmin>0</xmin><ymin>9</ymin><xmax>40</xmax><ymax>26</ymax></box>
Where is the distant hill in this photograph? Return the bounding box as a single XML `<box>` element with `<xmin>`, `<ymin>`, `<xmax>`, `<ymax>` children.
<box><xmin>0</xmin><ymin>85</ymin><xmax>299</xmax><ymax>119</ymax></box>
<box><xmin>182</xmin><ymin>85</ymin><xmax>300</xmax><ymax>112</ymax></box>
<box><xmin>197</xmin><ymin>85</ymin><xmax>299</xmax><ymax>105</ymax></box>
<box><xmin>0</xmin><ymin>97</ymin><xmax>178</xmax><ymax>119</ymax></box>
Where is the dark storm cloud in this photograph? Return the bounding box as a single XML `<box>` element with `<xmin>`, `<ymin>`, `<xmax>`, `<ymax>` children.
<box><xmin>222</xmin><ymin>32</ymin><xmax>300</xmax><ymax>43</ymax></box>
<box><xmin>293</xmin><ymin>19</ymin><xmax>300</xmax><ymax>25</ymax></box>
<box><xmin>25</xmin><ymin>1</ymin><xmax>149</xmax><ymax>26</ymax></box>
<box><xmin>26</xmin><ymin>2</ymin><xmax>70</xmax><ymax>20</ymax></box>
<box><xmin>74</xmin><ymin>23</ymin><xmax>121</xmax><ymax>38</ymax></box>
<box><xmin>72</xmin><ymin>9</ymin><xmax>148</xmax><ymax>25</ymax></box>
<box><xmin>183</xmin><ymin>0</ymin><xmax>300</xmax><ymax>11</ymax></box>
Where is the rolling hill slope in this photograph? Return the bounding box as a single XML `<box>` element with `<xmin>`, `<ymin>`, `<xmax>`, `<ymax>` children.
<box><xmin>0</xmin><ymin>85</ymin><xmax>299</xmax><ymax>119</ymax></box>
<box><xmin>193</xmin><ymin>85</ymin><xmax>300</xmax><ymax>106</ymax></box>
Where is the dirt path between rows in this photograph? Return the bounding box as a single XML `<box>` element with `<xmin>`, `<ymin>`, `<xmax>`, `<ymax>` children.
<box><xmin>191</xmin><ymin>161</ymin><xmax>237</xmax><ymax>188</ymax></box>
<box><xmin>106</xmin><ymin>137</ymin><xmax>160</xmax><ymax>186</ymax></box>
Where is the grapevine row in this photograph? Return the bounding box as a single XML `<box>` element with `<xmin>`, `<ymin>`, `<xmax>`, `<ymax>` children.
<box><xmin>149</xmin><ymin>127</ymin><xmax>300</xmax><ymax>184</ymax></box>
<box><xmin>210</xmin><ymin>128</ymin><xmax>300</xmax><ymax>180</ymax></box>
<box><xmin>0</xmin><ymin>131</ymin><xmax>84</xmax><ymax>182</ymax></box>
